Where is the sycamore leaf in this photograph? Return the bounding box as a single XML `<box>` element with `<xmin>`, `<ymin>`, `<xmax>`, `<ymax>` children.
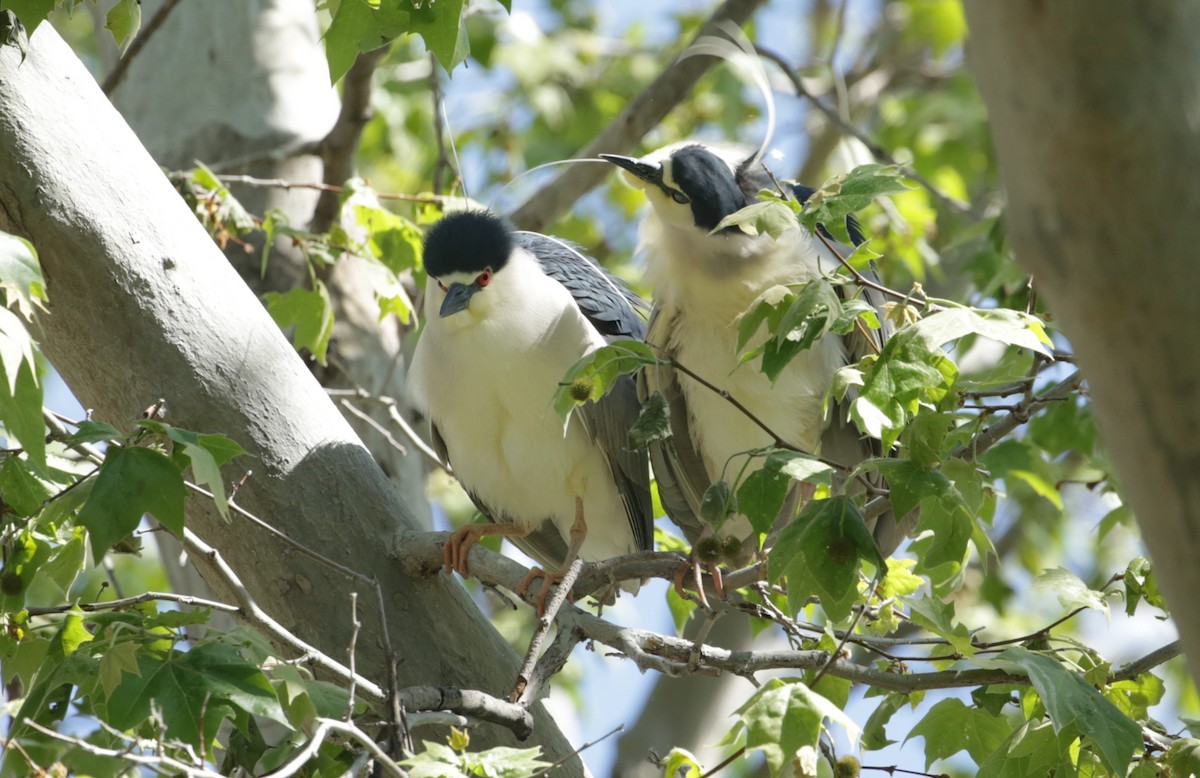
<box><xmin>107</xmin><ymin>642</ymin><xmax>287</xmax><ymax>748</ymax></box>
<box><xmin>104</xmin><ymin>0</ymin><xmax>141</xmax><ymax>51</ymax></box>
<box><xmin>0</xmin><ymin>306</ymin><xmax>44</xmax><ymax>469</ymax></box>
<box><xmin>661</xmin><ymin>748</ymin><xmax>701</xmax><ymax>778</ymax></box>
<box><xmin>907</xmin><ymin>596</ymin><xmax>976</xmax><ymax>656</ymax></box>
<box><xmin>355</xmin><ymin>204</ymin><xmax>423</xmax><ymax>274</ymax></box>
<box><xmin>78</xmin><ymin>446</ymin><xmax>186</xmax><ymax>560</ymax></box>
<box><xmin>713</xmin><ymin>199</ymin><xmax>799</xmax><ymax>239</ymax></box>
<box><xmin>728</xmin><ymin>678</ymin><xmax>859</xmax><ymax>778</ymax></box>
<box><xmin>0</xmin><ymin>231</ymin><xmax>47</xmax><ymax>318</ymax></box>
<box><xmin>264</xmin><ymin>281</ymin><xmax>335</xmax><ymax>365</ymax></box>
<box><xmin>1</xmin><ymin>0</ymin><xmax>54</xmax><ymax>33</ymax></box>
<box><xmin>913</xmin><ymin>307</ymin><xmax>1052</xmax><ymax>356</ymax></box>
<box><xmin>0</xmin><ymin>455</ymin><xmax>51</xmax><ymax>515</ymax></box>
<box><xmin>736</xmin><ymin>451</ymin><xmax>833</xmax><ymax>535</ymax></box>
<box><xmin>907</xmin><ymin>698</ymin><xmax>1013</xmax><ymax>769</ymax></box>
<box><xmin>140</xmin><ymin>421</ymin><xmax>246</xmax><ymax>521</ymax></box>
<box><xmin>998</xmin><ymin>647</ymin><xmax>1141</xmax><ymax>777</ymax></box>
<box><xmin>767</xmin><ymin>496</ymin><xmax>884</xmax><ymax>621</ymax></box>
<box><xmin>1033</xmin><ymin>567</ymin><xmax>1110</xmax><ymax>616</ymax></box>
<box><xmin>553</xmin><ymin>340</ymin><xmax>656</xmax><ymax>425</ymax></box>
<box><xmin>801</xmin><ymin>164</ymin><xmax>913</xmax><ymax>244</ymax></box>
<box><xmin>98</xmin><ymin>641</ymin><xmax>141</xmax><ymax>698</ymax></box>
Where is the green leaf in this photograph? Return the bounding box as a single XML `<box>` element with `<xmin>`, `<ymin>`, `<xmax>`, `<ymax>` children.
<box><xmin>729</xmin><ymin>678</ymin><xmax>859</xmax><ymax>778</ymax></box>
<box><xmin>1123</xmin><ymin>556</ymin><xmax>1167</xmax><ymax>616</ymax></box>
<box><xmin>69</xmin><ymin>420</ymin><xmax>124</xmax><ymax>444</ymax></box>
<box><xmin>107</xmin><ymin>642</ymin><xmax>287</xmax><ymax>747</ymax></box>
<box><xmin>324</xmin><ymin>0</ymin><xmax>410</xmax><ymax>84</ymax></box>
<box><xmin>862</xmin><ymin>692</ymin><xmax>908</xmax><ymax>750</ymax></box>
<box><xmin>77</xmin><ymin>446</ymin><xmax>187</xmax><ymax>560</ymax></box>
<box><xmin>140</xmin><ymin>421</ymin><xmax>246</xmax><ymax>520</ymax></box>
<box><xmin>852</xmin><ymin>326</ymin><xmax>958</xmax><ymax>450</ymax></box>
<box><xmin>735</xmin><ymin>451</ymin><xmax>833</xmax><ymax>535</ymax></box>
<box><xmin>801</xmin><ymin>164</ymin><xmax>913</xmax><ymax>244</ymax></box>
<box><xmin>264</xmin><ymin>281</ymin><xmax>335</xmax><ymax>365</ymax></box>
<box><xmin>408</xmin><ymin>0</ymin><xmax>469</xmax><ymax>70</ymax></box>
<box><xmin>553</xmin><ymin>340</ymin><xmax>656</xmax><ymax>424</ymax></box>
<box><xmin>914</xmin><ymin>307</ymin><xmax>1052</xmax><ymax>356</ymax></box>
<box><xmin>1033</xmin><ymin>567</ymin><xmax>1109</xmax><ymax>615</ymax></box>
<box><xmin>0</xmin><ymin>530</ymin><xmax>51</xmax><ymax>611</ymax></box>
<box><xmin>0</xmin><ymin>0</ymin><xmax>55</xmax><ymax>32</ymax></box>
<box><xmin>628</xmin><ymin>391</ymin><xmax>671</xmax><ymax>450</ymax></box>
<box><xmin>97</xmin><ymin>640</ymin><xmax>141</xmax><ymax>698</ymax></box>
<box><xmin>714</xmin><ymin>199</ymin><xmax>799</xmax><ymax>239</ymax></box>
<box><xmin>998</xmin><ymin>647</ymin><xmax>1141</xmax><ymax>776</ymax></box>
<box><xmin>39</xmin><ymin>528</ymin><xmax>86</xmax><ymax>595</ymax></box>
<box><xmin>355</xmin><ymin>204</ymin><xmax>424</xmax><ymax>275</ymax></box>
<box><xmin>977</xmin><ymin>719</ymin><xmax>1065</xmax><ymax>778</ymax></box>
<box><xmin>767</xmin><ymin>496</ymin><xmax>885</xmax><ymax>621</ymax></box>
<box><xmin>907</xmin><ymin>595</ymin><xmax>975</xmax><ymax>656</ymax></box>
<box><xmin>0</xmin><ymin>454</ymin><xmax>51</xmax><ymax>514</ymax></box>
<box><xmin>661</xmin><ymin>748</ymin><xmax>701</xmax><ymax>778</ymax></box>
<box><xmin>1166</xmin><ymin>738</ymin><xmax>1200</xmax><ymax>778</ymax></box>
<box><xmin>104</xmin><ymin>0</ymin><xmax>141</xmax><ymax>51</ymax></box>
<box><xmin>0</xmin><ymin>231</ymin><xmax>47</xmax><ymax>318</ymax></box>
<box><xmin>0</xmin><ymin>306</ymin><xmax>45</xmax><ymax>469</ymax></box>
<box><xmin>698</xmin><ymin>480</ymin><xmax>733</xmax><ymax>527</ymax></box>
<box><xmin>736</xmin><ymin>280</ymin><xmax>844</xmax><ymax>383</ymax></box>
<box><xmin>908</xmin><ymin>697</ymin><xmax>1012</xmax><ymax>768</ymax></box>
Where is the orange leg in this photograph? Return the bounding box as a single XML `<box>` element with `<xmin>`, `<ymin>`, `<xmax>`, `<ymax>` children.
<box><xmin>443</xmin><ymin>522</ymin><xmax>533</xmax><ymax>577</ymax></box>
<box><xmin>671</xmin><ymin>525</ymin><xmax>727</xmax><ymax>608</ymax></box>
<box><xmin>517</xmin><ymin>498</ymin><xmax>588</xmax><ymax>616</ymax></box>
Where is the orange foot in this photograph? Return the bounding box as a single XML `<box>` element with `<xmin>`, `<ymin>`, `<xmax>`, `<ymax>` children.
<box><xmin>443</xmin><ymin>522</ymin><xmax>532</xmax><ymax>577</ymax></box>
<box><xmin>672</xmin><ymin>526</ymin><xmax>728</xmax><ymax>609</ymax></box>
<box><xmin>518</xmin><ymin>497</ymin><xmax>589</xmax><ymax>616</ymax></box>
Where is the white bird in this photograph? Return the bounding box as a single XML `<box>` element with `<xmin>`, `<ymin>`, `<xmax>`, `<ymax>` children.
<box><xmin>601</xmin><ymin>143</ymin><xmax>911</xmax><ymax>567</ymax></box>
<box><xmin>408</xmin><ymin>209</ymin><xmax>653</xmax><ymax>608</ymax></box>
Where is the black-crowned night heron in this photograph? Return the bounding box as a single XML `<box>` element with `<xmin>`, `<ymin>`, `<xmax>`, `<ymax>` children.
<box><xmin>601</xmin><ymin>143</ymin><xmax>911</xmax><ymax>572</ymax></box>
<box><xmin>408</xmin><ymin>209</ymin><xmax>653</xmax><ymax>609</ymax></box>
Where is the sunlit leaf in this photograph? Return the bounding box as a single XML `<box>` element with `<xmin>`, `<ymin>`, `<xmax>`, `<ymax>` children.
<box><xmin>0</xmin><ymin>231</ymin><xmax>47</xmax><ymax>318</ymax></box>
<box><xmin>264</xmin><ymin>281</ymin><xmax>335</xmax><ymax>365</ymax></box>
<box><xmin>78</xmin><ymin>446</ymin><xmax>186</xmax><ymax>560</ymax></box>
<box><xmin>907</xmin><ymin>697</ymin><xmax>1012</xmax><ymax>768</ymax></box>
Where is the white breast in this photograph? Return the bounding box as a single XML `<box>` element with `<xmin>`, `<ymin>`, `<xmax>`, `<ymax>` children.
<box><xmin>642</xmin><ymin>220</ymin><xmax>846</xmax><ymax>481</ymax></box>
<box><xmin>409</xmin><ymin>250</ymin><xmax>639</xmax><ymax>563</ymax></box>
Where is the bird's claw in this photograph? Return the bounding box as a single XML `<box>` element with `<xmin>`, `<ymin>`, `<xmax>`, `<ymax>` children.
<box><xmin>671</xmin><ymin>553</ymin><xmax>725</xmax><ymax>609</ymax></box>
<box><xmin>517</xmin><ymin>567</ymin><xmax>574</xmax><ymax>617</ymax></box>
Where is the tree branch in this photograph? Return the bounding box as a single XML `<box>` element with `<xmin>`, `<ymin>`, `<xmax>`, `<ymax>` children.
<box><xmin>100</xmin><ymin>0</ymin><xmax>184</xmax><ymax>96</ymax></box>
<box><xmin>507</xmin><ymin>0</ymin><xmax>767</xmax><ymax>232</ymax></box>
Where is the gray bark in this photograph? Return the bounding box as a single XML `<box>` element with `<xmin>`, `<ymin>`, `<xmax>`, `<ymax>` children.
<box><xmin>963</xmin><ymin>1</ymin><xmax>1200</xmax><ymax>685</ymax></box>
<box><xmin>0</xmin><ymin>25</ymin><xmax>579</xmax><ymax>768</ymax></box>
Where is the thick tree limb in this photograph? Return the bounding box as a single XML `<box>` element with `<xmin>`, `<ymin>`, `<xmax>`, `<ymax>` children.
<box><xmin>507</xmin><ymin>0</ymin><xmax>767</xmax><ymax>232</ymax></box>
<box><xmin>963</xmin><ymin>1</ymin><xmax>1200</xmax><ymax>686</ymax></box>
<box><xmin>0</xmin><ymin>26</ymin><xmax>579</xmax><ymax>768</ymax></box>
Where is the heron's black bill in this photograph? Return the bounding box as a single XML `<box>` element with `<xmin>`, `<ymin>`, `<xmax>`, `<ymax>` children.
<box><xmin>440</xmin><ymin>282</ymin><xmax>477</xmax><ymax>317</ymax></box>
<box><xmin>599</xmin><ymin>154</ymin><xmax>663</xmax><ymax>186</ymax></box>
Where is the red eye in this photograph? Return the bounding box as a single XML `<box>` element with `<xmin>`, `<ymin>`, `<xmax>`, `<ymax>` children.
<box><xmin>436</xmin><ymin>279</ymin><xmax>448</xmax><ymax>292</ymax></box>
<box><xmin>476</xmin><ymin>269</ymin><xmax>492</xmax><ymax>287</ymax></box>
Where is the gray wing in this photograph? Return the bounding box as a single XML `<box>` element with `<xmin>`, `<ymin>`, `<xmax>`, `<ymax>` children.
<box><xmin>514</xmin><ymin>231</ymin><xmax>654</xmax><ymax>553</ymax></box>
<box><xmin>431</xmin><ymin>423</ymin><xmax>570</xmax><ymax>568</ymax></box>
<box><xmin>637</xmin><ymin>305</ymin><xmax>712</xmax><ymax>546</ymax></box>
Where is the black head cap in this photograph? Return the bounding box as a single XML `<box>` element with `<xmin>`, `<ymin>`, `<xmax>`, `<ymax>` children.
<box><xmin>423</xmin><ymin>210</ymin><xmax>514</xmax><ymax>277</ymax></box>
<box><xmin>669</xmin><ymin>145</ymin><xmax>750</xmax><ymax>232</ymax></box>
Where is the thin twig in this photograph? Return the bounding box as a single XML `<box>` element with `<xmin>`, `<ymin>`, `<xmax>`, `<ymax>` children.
<box><xmin>325</xmin><ymin>387</ymin><xmax>447</xmax><ymax>470</ymax></box>
<box><xmin>346</xmin><ymin>592</ymin><xmax>361</xmax><ymax>721</ymax></box>
<box><xmin>512</xmin><ymin>556</ymin><xmax>584</xmax><ymax>703</ymax></box>
<box><xmin>755</xmin><ymin>46</ymin><xmax>971</xmax><ymax>216</ymax></box>
<box><xmin>25</xmin><ymin>591</ymin><xmax>239</xmax><ymax>617</ymax></box>
<box><xmin>22</xmin><ymin>719</ymin><xmax>226</xmax><ymax>778</ymax></box>
<box><xmin>177</xmin><ymin>172</ymin><xmax>448</xmax><ymax>205</ymax></box>
<box><xmin>526</xmin><ymin>724</ymin><xmax>626</xmax><ymax>778</ymax></box>
<box><xmin>101</xmin><ymin>0</ymin><xmax>185</xmax><ymax>95</ymax></box>
<box><xmin>508</xmin><ymin>0</ymin><xmax>767</xmax><ymax>232</ymax></box>
<box><xmin>340</xmin><ymin>398</ymin><xmax>408</xmax><ymax>456</ymax></box>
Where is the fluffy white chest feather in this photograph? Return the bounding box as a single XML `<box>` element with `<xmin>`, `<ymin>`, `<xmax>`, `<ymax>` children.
<box><xmin>409</xmin><ymin>250</ymin><xmax>637</xmax><ymax>562</ymax></box>
<box><xmin>642</xmin><ymin>220</ymin><xmax>846</xmax><ymax>481</ymax></box>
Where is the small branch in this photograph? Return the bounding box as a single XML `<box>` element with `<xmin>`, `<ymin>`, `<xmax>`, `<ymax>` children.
<box><xmin>25</xmin><ymin>591</ymin><xmax>239</xmax><ymax>617</ymax></box>
<box><xmin>665</xmin><ymin>356</ymin><xmax>852</xmax><ymax>473</ymax></box>
<box><xmin>755</xmin><ymin>46</ymin><xmax>971</xmax><ymax>216</ymax></box>
<box><xmin>952</xmin><ymin>370</ymin><xmax>1084</xmax><ymax>462</ymax></box>
<box><xmin>21</xmin><ymin>719</ymin><xmax>226</xmax><ymax>778</ymax></box>
<box><xmin>512</xmin><ymin>557</ymin><xmax>584</xmax><ymax>704</ymax></box>
<box><xmin>395</xmin><ymin>687</ymin><xmax>534</xmax><ymax>740</ymax></box>
<box><xmin>340</xmin><ymin>398</ymin><xmax>408</xmax><ymax>456</ymax></box>
<box><xmin>429</xmin><ymin>52</ymin><xmax>452</xmax><ymax>195</ymax></box>
<box><xmin>1111</xmin><ymin>641</ymin><xmax>1183</xmax><ymax>683</ymax></box>
<box><xmin>101</xmin><ymin>0</ymin><xmax>185</xmax><ymax>96</ymax></box>
<box><xmin>508</xmin><ymin>0</ymin><xmax>767</xmax><ymax>232</ymax></box>
<box><xmin>312</xmin><ymin>46</ymin><xmax>390</xmax><ymax>233</ymax></box>
<box><xmin>176</xmin><ymin>172</ymin><xmax>448</xmax><ymax>205</ymax></box>
<box><xmin>180</xmin><ymin>528</ymin><xmax>387</xmax><ymax>700</ymax></box>
<box><xmin>326</xmin><ymin>386</ymin><xmax>447</xmax><ymax>471</ymax></box>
